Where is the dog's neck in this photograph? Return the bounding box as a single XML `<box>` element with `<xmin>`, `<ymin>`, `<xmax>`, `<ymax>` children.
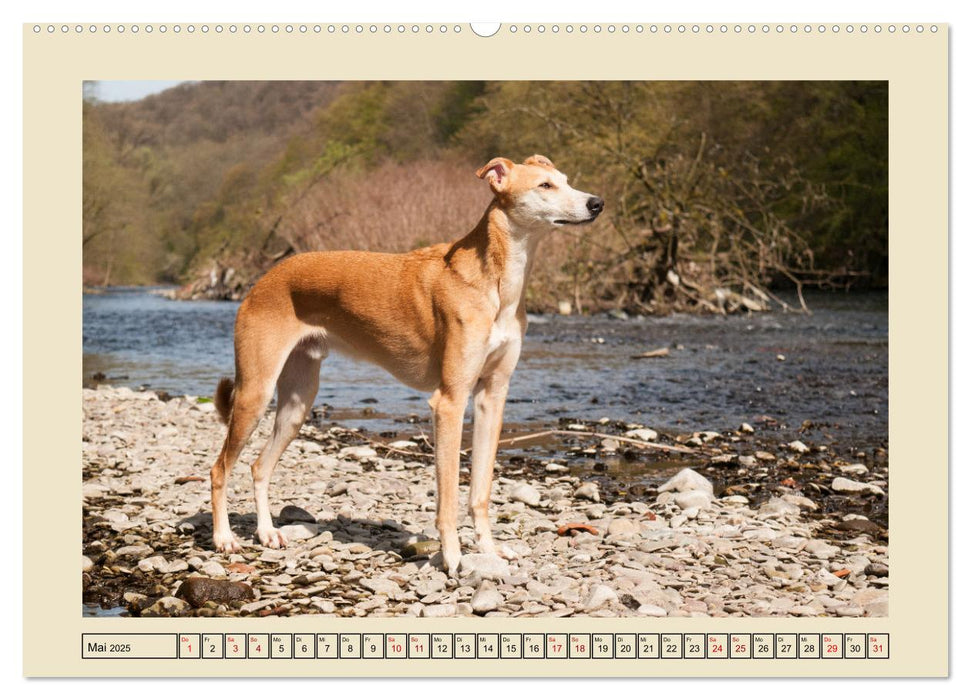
<box><xmin>474</xmin><ymin>202</ymin><xmax>547</xmax><ymax>312</ymax></box>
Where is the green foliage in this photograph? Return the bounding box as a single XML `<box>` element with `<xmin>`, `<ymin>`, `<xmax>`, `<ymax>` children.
<box><xmin>82</xmin><ymin>80</ymin><xmax>888</xmax><ymax>305</ymax></box>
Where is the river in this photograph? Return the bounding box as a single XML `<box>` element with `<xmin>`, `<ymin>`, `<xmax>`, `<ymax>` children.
<box><xmin>82</xmin><ymin>288</ymin><xmax>887</xmax><ymax>450</ymax></box>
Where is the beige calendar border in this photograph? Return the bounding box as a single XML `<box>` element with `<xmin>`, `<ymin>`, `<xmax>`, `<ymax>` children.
<box><xmin>23</xmin><ymin>23</ymin><xmax>948</xmax><ymax>677</ymax></box>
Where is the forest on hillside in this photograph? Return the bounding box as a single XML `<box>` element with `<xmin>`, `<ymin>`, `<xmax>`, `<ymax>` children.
<box><xmin>82</xmin><ymin>80</ymin><xmax>887</xmax><ymax>314</ymax></box>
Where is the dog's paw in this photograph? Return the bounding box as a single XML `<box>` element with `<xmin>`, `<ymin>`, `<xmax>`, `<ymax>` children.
<box><xmin>258</xmin><ymin>527</ymin><xmax>289</xmax><ymax>549</ymax></box>
<box><xmin>476</xmin><ymin>537</ymin><xmax>496</xmax><ymax>555</ymax></box>
<box><xmin>441</xmin><ymin>548</ymin><xmax>461</xmax><ymax>579</ymax></box>
<box><xmin>213</xmin><ymin>531</ymin><xmax>243</xmax><ymax>553</ymax></box>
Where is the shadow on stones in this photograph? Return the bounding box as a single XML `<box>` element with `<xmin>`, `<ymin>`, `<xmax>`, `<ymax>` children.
<box><xmin>180</xmin><ymin>510</ymin><xmax>428</xmax><ymax>558</ymax></box>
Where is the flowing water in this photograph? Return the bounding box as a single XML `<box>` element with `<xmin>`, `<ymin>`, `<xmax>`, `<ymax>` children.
<box><xmin>83</xmin><ymin>288</ymin><xmax>887</xmax><ymax>449</ymax></box>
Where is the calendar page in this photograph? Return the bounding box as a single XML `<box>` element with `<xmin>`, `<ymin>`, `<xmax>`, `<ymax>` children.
<box><xmin>22</xmin><ymin>20</ymin><xmax>947</xmax><ymax>677</ymax></box>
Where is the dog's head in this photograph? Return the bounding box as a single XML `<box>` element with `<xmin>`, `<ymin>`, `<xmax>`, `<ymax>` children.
<box><xmin>476</xmin><ymin>155</ymin><xmax>604</xmax><ymax>231</ymax></box>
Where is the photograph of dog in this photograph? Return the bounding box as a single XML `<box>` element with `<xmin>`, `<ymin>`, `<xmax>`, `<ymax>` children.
<box><xmin>209</xmin><ymin>155</ymin><xmax>604</xmax><ymax>576</ymax></box>
<box><xmin>83</xmin><ymin>81</ymin><xmax>888</xmax><ymax>618</ymax></box>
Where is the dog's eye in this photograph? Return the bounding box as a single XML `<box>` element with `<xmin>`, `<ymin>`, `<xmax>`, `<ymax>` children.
<box><xmin>539</xmin><ymin>182</ymin><xmax>553</xmax><ymax>189</ymax></box>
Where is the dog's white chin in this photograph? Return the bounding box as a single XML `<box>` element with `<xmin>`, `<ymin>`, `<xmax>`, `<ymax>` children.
<box><xmin>553</xmin><ymin>216</ymin><xmax>597</xmax><ymax>226</ymax></box>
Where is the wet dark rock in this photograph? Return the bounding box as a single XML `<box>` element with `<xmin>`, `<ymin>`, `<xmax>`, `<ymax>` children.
<box><xmin>835</xmin><ymin>519</ymin><xmax>884</xmax><ymax>536</ymax></box>
<box><xmin>278</xmin><ymin>505</ymin><xmax>316</xmax><ymax>524</ymax></box>
<box><xmin>402</xmin><ymin>540</ymin><xmax>440</xmax><ymax>558</ymax></box>
<box><xmin>176</xmin><ymin>577</ymin><xmax>256</xmax><ymax>608</ymax></box>
<box><xmin>142</xmin><ymin>596</ymin><xmax>190</xmax><ymax>617</ymax></box>
<box><xmin>865</xmin><ymin>562</ymin><xmax>889</xmax><ymax>577</ymax></box>
<box><xmin>124</xmin><ymin>591</ymin><xmax>151</xmax><ymax>614</ymax></box>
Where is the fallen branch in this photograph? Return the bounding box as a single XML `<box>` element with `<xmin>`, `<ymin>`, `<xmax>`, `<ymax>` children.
<box><xmin>631</xmin><ymin>347</ymin><xmax>670</xmax><ymax>359</ymax></box>
<box><xmin>497</xmin><ymin>429</ymin><xmax>697</xmax><ymax>455</ymax></box>
<box><xmin>354</xmin><ymin>426</ymin><xmax>698</xmax><ymax>459</ymax></box>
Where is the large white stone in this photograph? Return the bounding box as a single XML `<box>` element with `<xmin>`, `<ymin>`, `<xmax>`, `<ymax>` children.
<box><xmin>657</xmin><ymin>468</ymin><xmax>714</xmax><ymax>495</ymax></box>
<box><xmin>674</xmin><ymin>489</ymin><xmax>713</xmax><ymax>511</ymax></box>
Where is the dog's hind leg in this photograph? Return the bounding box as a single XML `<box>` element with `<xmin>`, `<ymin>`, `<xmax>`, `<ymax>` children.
<box><xmin>251</xmin><ymin>337</ymin><xmax>323</xmax><ymax>548</ymax></box>
<box><xmin>211</xmin><ymin>320</ymin><xmax>300</xmax><ymax>553</ymax></box>
<box><xmin>210</xmin><ymin>375</ymin><xmax>277</xmax><ymax>553</ymax></box>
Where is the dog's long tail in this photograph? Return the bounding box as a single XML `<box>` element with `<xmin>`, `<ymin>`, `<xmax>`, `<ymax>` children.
<box><xmin>214</xmin><ymin>377</ymin><xmax>235</xmax><ymax>425</ymax></box>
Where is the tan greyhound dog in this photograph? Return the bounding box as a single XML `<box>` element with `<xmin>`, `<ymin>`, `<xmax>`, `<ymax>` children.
<box><xmin>209</xmin><ymin>154</ymin><xmax>604</xmax><ymax>575</ymax></box>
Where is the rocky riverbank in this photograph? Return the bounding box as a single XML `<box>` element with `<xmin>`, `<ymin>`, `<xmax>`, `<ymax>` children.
<box><xmin>82</xmin><ymin>385</ymin><xmax>888</xmax><ymax>618</ymax></box>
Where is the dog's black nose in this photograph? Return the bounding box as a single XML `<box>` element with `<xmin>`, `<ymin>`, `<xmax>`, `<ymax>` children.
<box><xmin>587</xmin><ymin>196</ymin><xmax>604</xmax><ymax>215</ymax></box>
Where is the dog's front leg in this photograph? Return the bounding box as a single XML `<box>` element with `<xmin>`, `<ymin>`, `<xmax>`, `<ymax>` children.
<box><xmin>469</xmin><ymin>372</ymin><xmax>511</xmax><ymax>557</ymax></box>
<box><xmin>429</xmin><ymin>386</ymin><xmax>469</xmax><ymax>577</ymax></box>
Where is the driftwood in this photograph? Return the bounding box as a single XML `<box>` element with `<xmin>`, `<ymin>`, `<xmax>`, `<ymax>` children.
<box><xmin>631</xmin><ymin>347</ymin><xmax>670</xmax><ymax>359</ymax></box>
<box><xmin>497</xmin><ymin>429</ymin><xmax>696</xmax><ymax>455</ymax></box>
<box><xmin>358</xmin><ymin>427</ymin><xmax>697</xmax><ymax>458</ymax></box>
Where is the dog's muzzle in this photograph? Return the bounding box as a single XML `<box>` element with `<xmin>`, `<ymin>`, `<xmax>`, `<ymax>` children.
<box><xmin>554</xmin><ymin>196</ymin><xmax>605</xmax><ymax>226</ymax></box>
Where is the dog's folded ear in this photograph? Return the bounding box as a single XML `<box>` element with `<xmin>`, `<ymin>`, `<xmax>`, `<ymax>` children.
<box><xmin>524</xmin><ymin>154</ymin><xmax>555</xmax><ymax>169</ymax></box>
<box><xmin>476</xmin><ymin>157</ymin><xmax>515</xmax><ymax>193</ymax></box>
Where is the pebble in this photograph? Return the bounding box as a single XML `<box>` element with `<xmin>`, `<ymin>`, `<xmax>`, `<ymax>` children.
<box><xmin>574</xmin><ymin>482</ymin><xmax>601</xmax><ymax>502</ymax></box>
<box><xmin>137</xmin><ymin>555</ymin><xmax>168</xmax><ymax>573</ymax></box>
<box><xmin>637</xmin><ymin>604</ymin><xmax>668</xmax><ymax>617</ymax></box>
<box><xmin>471</xmin><ymin>580</ymin><xmax>503</xmax><ymax>614</ymax></box>
<box><xmin>509</xmin><ymin>483</ymin><xmax>541</xmax><ymax>507</ymax></box>
<box><xmin>143</xmin><ymin>596</ymin><xmax>190</xmax><ymax>616</ymax></box>
<box><xmin>339</xmin><ymin>445</ymin><xmax>377</xmax><ymax>460</ymax></box>
<box><xmin>607</xmin><ymin>518</ymin><xmax>638</xmax><ymax>537</ymax></box>
<box><xmin>803</xmin><ymin>539</ymin><xmax>840</xmax><ymax>559</ymax></box>
<box><xmin>839</xmin><ymin>463</ymin><xmax>869</xmax><ymax>475</ymax></box>
<box><xmin>832</xmin><ymin>477</ymin><xmax>885</xmax><ymax>495</ymax></box>
<box><xmin>402</xmin><ymin>540</ymin><xmax>440</xmax><ymax>558</ymax></box>
<box><xmin>259</xmin><ymin>549</ymin><xmax>288</xmax><ymax>563</ymax></box>
<box><xmin>758</xmin><ymin>498</ymin><xmax>801</xmax><ymax>518</ymax></box>
<box><xmin>388</xmin><ymin>440</ymin><xmax>418</xmax><ymax>449</ymax></box>
<box><xmin>421</xmin><ymin>604</ymin><xmax>458</xmax><ymax>618</ymax></box>
<box><xmin>458</xmin><ymin>554</ymin><xmax>510</xmax><ymax>585</ymax></box>
<box><xmin>279</xmin><ymin>523</ymin><xmax>319</xmax><ymax>540</ymax></box>
<box><xmin>788</xmin><ymin>440</ymin><xmax>810</xmax><ymax>454</ymax></box>
<box><xmin>865</xmin><ymin>562</ymin><xmax>889</xmax><ymax>577</ymax></box>
<box><xmin>199</xmin><ymin>561</ymin><xmax>226</xmax><ymax>577</ymax></box>
<box><xmin>625</xmin><ymin>428</ymin><xmax>658</xmax><ymax>442</ymax></box>
<box><xmin>781</xmin><ymin>494</ymin><xmax>818</xmax><ymax>511</ymax></box>
<box><xmin>240</xmin><ymin>599</ymin><xmax>278</xmax><ymax>614</ymax></box>
<box><xmin>583</xmin><ymin>584</ymin><xmax>618</xmax><ymax>611</ymax></box>
<box><xmin>361</xmin><ymin>577</ymin><xmax>403</xmax><ymax>597</ymax></box>
<box><xmin>82</xmin><ymin>555</ymin><xmax>94</xmax><ymax>572</ymax></box>
<box><xmin>116</xmin><ymin>544</ymin><xmax>154</xmax><ymax>558</ymax></box>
